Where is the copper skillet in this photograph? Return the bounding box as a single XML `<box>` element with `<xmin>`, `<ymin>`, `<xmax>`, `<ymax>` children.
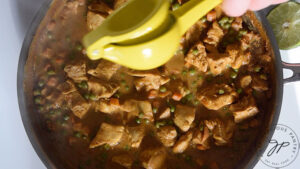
<box><xmin>17</xmin><ymin>0</ymin><xmax>300</xmax><ymax>169</ymax></box>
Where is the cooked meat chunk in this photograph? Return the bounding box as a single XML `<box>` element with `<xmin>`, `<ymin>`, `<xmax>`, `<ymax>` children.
<box><xmin>89</xmin><ymin>123</ymin><xmax>124</xmax><ymax>148</ymax></box>
<box><xmin>127</xmin><ymin>126</ymin><xmax>145</xmax><ymax>148</ymax></box>
<box><xmin>173</xmin><ymin>131</ymin><xmax>193</xmax><ymax>153</ymax></box>
<box><xmin>230</xmin><ymin>96</ymin><xmax>259</xmax><ymax>123</ymax></box>
<box><xmin>67</xmin><ymin>91</ymin><xmax>91</xmax><ymax>119</ymax></box>
<box><xmin>240</xmin><ymin>32</ymin><xmax>261</xmax><ymax>51</ymax></box>
<box><xmin>205</xmin><ymin>119</ymin><xmax>235</xmax><ymax>146</ymax></box>
<box><xmin>231</xmin><ymin>52</ymin><xmax>251</xmax><ymax>70</ymax></box>
<box><xmin>185</xmin><ymin>42</ymin><xmax>208</xmax><ymax>72</ymax></box>
<box><xmin>192</xmin><ymin>126</ymin><xmax>211</xmax><ymax>150</ymax></box>
<box><xmin>88</xmin><ymin>77</ymin><xmax>119</xmax><ymax>100</ymax></box>
<box><xmin>197</xmin><ymin>84</ymin><xmax>238</xmax><ymax>110</ymax></box>
<box><xmin>173</xmin><ymin>105</ymin><xmax>196</xmax><ymax>132</ymax></box>
<box><xmin>140</xmin><ymin>147</ymin><xmax>167</xmax><ymax>169</ymax></box>
<box><xmin>157</xmin><ymin>126</ymin><xmax>177</xmax><ymax>147</ymax></box>
<box><xmin>95</xmin><ymin>100</ymin><xmax>121</xmax><ymax>114</ymax></box>
<box><xmin>88</xmin><ymin>60</ymin><xmax>121</xmax><ymax>80</ymax></box>
<box><xmin>231</xmin><ymin>17</ymin><xmax>243</xmax><ymax>31</ymax></box>
<box><xmin>57</xmin><ymin>80</ymin><xmax>76</xmax><ymax>94</ymax></box>
<box><xmin>121</xmin><ymin>100</ymin><xmax>154</xmax><ymax>122</ymax></box>
<box><xmin>207</xmin><ymin>53</ymin><xmax>232</xmax><ymax>75</ymax></box>
<box><xmin>252</xmin><ymin>75</ymin><xmax>268</xmax><ymax>91</ymax></box>
<box><xmin>87</xmin><ymin>11</ymin><xmax>106</xmax><ymax>30</ymax></box>
<box><xmin>88</xmin><ymin>1</ymin><xmax>113</xmax><ymax>14</ymax></box>
<box><xmin>158</xmin><ymin>108</ymin><xmax>171</xmax><ymax>120</ymax></box>
<box><xmin>64</xmin><ymin>61</ymin><xmax>87</xmax><ymax>82</ymax></box>
<box><xmin>204</xmin><ymin>22</ymin><xmax>224</xmax><ymax>46</ymax></box>
<box><xmin>240</xmin><ymin>75</ymin><xmax>252</xmax><ymax>88</ymax></box>
<box><xmin>114</xmin><ymin>0</ymin><xmax>128</xmax><ymax>9</ymax></box>
<box><xmin>206</xmin><ymin>10</ymin><xmax>217</xmax><ymax>22</ymax></box>
<box><xmin>130</xmin><ymin>71</ymin><xmax>170</xmax><ymax>91</ymax></box>
<box><xmin>182</xmin><ymin>20</ymin><xmax>207</xmax><ymax>49</ymax></box>
<box><xmin>112</xmin><ymin>154</ymin><xmax>133</xmax><ymax>169</ymax></box>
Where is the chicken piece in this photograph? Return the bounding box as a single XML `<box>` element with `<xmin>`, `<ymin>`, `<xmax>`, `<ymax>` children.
<box><xmin>112</xmin><ymin>154</ymin><xmax>133</xmax><ymax>169</ymax></box>
<box><xmin>87</xmin><ymin>11</ymin><xmax>106</xmax><ymax>30</ymax></box>
<box><xmin>168</xmin><ymin>80</ymin><xmax>189</xmax><ymax>101</ymax></box>
<box><xmin>173</xmin><ymin>105</ymin><xmax>196</xmax><ymax>132</ymax></box>
<box><xmin>192</xmin><ymin>126</ymin><xmax>211</xmax><ymax>150</ymax></box>
<box><xmin>252</xmin><ymin>75</ymin><xmax>268</xmax><ymax>91</ymax></box>
<box><xmin>240</xmin><ymin>32</ymin><xmax>261</xmax><ymax>51</ymax></box>
<box><xmin>231</xmin><ymin>52</ymin><xmax>251</xmax><ymax>70</ymax></box>
<box><xmin>88</xmin><ymin>60</ymin><xmax>121</xmax><ymax>81</ymax></box>
<box><xmin>114</xmin><ymin>0</ymin><xmax>128</xmax><ymax>9</ymax></box>
<box><xmin>57</xmin><ymin>80</ymin><xmax>76</xmax><ymax>95</ymax></box>
<box><xmin>182</xmin><ymin>20</ymin><xmax>207</xmax><ymax>49</ymax></box>
<box><xmin>67</xmin><ymin>91</ymin><xmax>91</xmax><ymax>119</ymax></box>
<box><xmin>207</xmin><ymin>53</ymin><xmax>232</xmax><ymax>75</ymax></box>
<box><xmin>127</xmin><ymin>126</ymin><xmax>145</xmax><ymax>148</ymax></box>
<box><xmin>157</xmin><ymin>126</ymin><xmax>177</xmax><ymax>147</ymax></box>
<box><xmin>204</xmin><ymin>21</ymin><xmax>224</xmax><ymax>46</ymax></box>
<box><xmin>205</xmin><ymin>119</ymin><xmax>235</xmax><ymax>146</ymax></box>
<box><xmin>158</xmin><ymin>108</ymin><xmax>171</xmax><ymax>120</ymax></box>
<box><xmin>185</xmin><ymin>42</ymin><xmax>208</xmax><ymax>72</ymax></box>
<box><xmin>121</xmin><ymin>100</ymin><xmax>154</xmax><ymax>122</ymax></box>
<box><xmin>95</xmin><ymin>100</ymin><xmax>121</xmax><ymax>114</ymax></box>
<box><xmin>140</xmin><ymin>147</ymin><xmax>167</xmax><ymax>169</ymax></box>
<box><xmin>89</xmin><ymin>123</ymin><xmax>124</xmax><ymax>148</ymax></box>
<box><xmin>88</xmin><ymin>2</ymin><xmax>113</xmax><ymax>14</ymax></box>
<box><xmin>240</xmin><ymin>75</ymin><xmax>252</xmax><ymax>88</ymax></box>
<box><xmin>131</xmin><ymin>71</ymin><xmax>170</xmax><ymax>91</ymax></box>
<box><xmin>173</xmin><ymin>131</ymin><xmax>193</xmax><ymax>153</ymax></box>
<box><xmin>64</xmin><ymin>61</ymin><xmax>87</xmax><ymax>82</ymax></box>
<box><xmin>88</xmin><ymin>77</ymin><xmax>119</xmax><ymax>100</ymax></box>
<box><xmin>231</xmin><ymin>17</ymin><xmax>243</xmax><ymax>31</ymax></box>
<box><xmin>197</xmin><ymin>84</ymin><xmax>238</xmax><ymax>110</ymax></box>
<box><xmin>206</xmin><ymin>10</ymin><xmax>217</xmax><ymax>22</ymax></box>
<box><xmin>230</xmin><ymin>96</ymin><xmax>259</xmax><ymax>123</ymax></box>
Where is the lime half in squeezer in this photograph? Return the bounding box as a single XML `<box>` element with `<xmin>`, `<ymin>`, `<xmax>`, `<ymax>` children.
<box><xmin>267</xmin><ymin>2</ymin><xmax>300</xmax><ymax>50</ymax></box>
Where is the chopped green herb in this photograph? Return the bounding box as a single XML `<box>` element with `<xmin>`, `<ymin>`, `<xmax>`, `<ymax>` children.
<box><xmin>159</xmin><ymin>86</ymin><xmax>167</xmax><ymax>93</ymax></box>
<box><xmin>218</xmin><ymin>89</ymin><xmax>225</xmax><ymax>94</ymax></box>
<box><xmin>223</xmin><ymin>23</ymin><xmax>231</xmax><ymax>29</ymax></box>
<box><xmin>186</xmin><ymin>93</ymin><xmax>194</xmax><ymax>101</ymax></box>
<box><xmin>193</xmin><ymin>100</ymin><xmax>200</xmax><ymax>106</ymax></box>
<box><xmin>155</xmin><ymin>121</ymin><xmax>166</xmax><ymax>128</ymax></box>
<box><xmin>78</xmin><ymin>81</ymin><xmax>88</xmax><ymax>89</ymax></box>
<box><xmin>199</xmin><ymin>123</ymin><xmax>204</xmax><ymax>131</ymax></box>
<box><xmin>84</xmin><ymin>93</ymin><xmax>90</xmax><ymax>100</ymax></box>
<box><xmin>233</xmin><ymin>68</ymin><xmax>239</xmax><ymax>72</ymax></box>
<box><xmin>237</xmin><ymin>88</ymin><xmax>243</xmax><ymax>94</ymax></box>
<box><xmin>228</xmin><ymin>17</ymin><xmax>234</xmax><ymax>23</ymax></box>
<box><xmin>218</xmin><ymin>16</ymin><xmax>229</xmax><ymax>25</ymax></box>
<box><xmin>34</xmin><ymin>97</ymin><xmax>42</xmax><ymax>104</ymax></box>
<box><xmin>230</xmin><ymin>72</ymin><xmax>238</xmax><ymax>79</ymax></box>
<box><xmin>239</xmin><ymin>29</ymin><xmax>248</xmax><ymax>36</ymax></box>
<box><xmin>89</xmin><ymin>94</ymin><xmax>97</xmax><ymax>101</ymax></box>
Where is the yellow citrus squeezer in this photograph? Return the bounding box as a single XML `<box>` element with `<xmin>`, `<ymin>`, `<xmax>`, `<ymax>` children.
<box><xmin>82</xmin><ymin>0</ymin><xmax>222</xmax><ymax>70</ymax></box>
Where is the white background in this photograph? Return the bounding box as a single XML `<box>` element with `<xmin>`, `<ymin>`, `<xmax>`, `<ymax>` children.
<box><xmin>0</xmin><ymin>0</ymin><xmax>299</xmax><ymax>169</ymax></box>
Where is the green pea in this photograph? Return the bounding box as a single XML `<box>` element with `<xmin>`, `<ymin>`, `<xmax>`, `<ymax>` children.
<box><xmin>189</xmin><ymin>68</ymin><xmax>196</xmax><ymax>76</ymax></box>
<box><xmin>186</xmin><ymin>93</ymin><xmax>193</xmax><ymax>101</ymax></box>
<box><xmin>197</xmin><ymin>75</ymin><xmax>203</xmax><ymax>80</ymax></box>
<box><xmin>194</xmin><ymin>100</ymin><xmax>200</xmax><ymax>106</ymax></box>
<box><xmin>33</xmin><ymin>89</ymin><xmax>41</xmax><ymax>96</ymax></box>
<box><xmin>124</xmin><ymin>145</ymin><xmax>130</xmax><ymax>151</ymax></box>
<box><xmin>171</xmin><ymin>74</ymin><xmax>177</xmax><ymax>80</ymax></box>
<box><xmin>144</xmin><ymin>119</ymin><xmax>150</xmax><ymax>124</ymax></box>
<box><xmin>125</xmin><ymin>85</ymin><xmax>130</xmax><ymax>91</ymax></box>
<box><xmin>75</xmin><ymin>43</ymin><xmax>83</xmax><ymax>51</ymax></box>
<box><xmin>38</xmin><ymin>80</ymin><xmax>45</xmax><ymax>87</ymax></box>
<box><xmin>182</xmin><ymin>70</ymin><xmax>187</xmax><ymax>75</ymax></box>
<box><xmin>230</xmin><ymin>72</ymin><xmax>238</xmax><ymax>79</ymax></box>
<box><xmin>74</xmin><ymin>132</ymin><xmax>81</xmax><ymax>138</ymax></box>
<box><xmin>84</xmin><ymin>93</ymin><xmax>90</xmax><ymax>100</ymax></box>
<box><xmin>104</xmin><ymin>144</ymin><xmax>110</xmax><ymax>150</ymax></box>
<box><xmin>152</xmin><ymin>107</ymin><xmax>158</xmax><ymax>113</ymax></box>
<box><xmin>200</xmin><ymin>17</ymin><xmax>207</xmax><ymax>23</ymax></box>
<box><xmin>218</xmin><ymin>89</ymin><xmax>225</xmax><ymax>95</ymax></box>
<box><xmin>254</xmin><ymin>66</ymin><xmax>261</xmax><ymax>72</ymax></box>
<box><xmin>170</xmin><ymin>105</ymin><xmax>176</xmax><ymax>112</ymax></box>
<box><xmin>114</xmin><ymin>93</ymin><xmax>120</xmax><ymax>99</ymax></box>
<box><xmin>63</xmin><ymin>114</ymin><xmax>70</xmax><ymax>121</ymax></box>
<box><xmin>237</xmin><ymin>88</ymin><xmax>243</xmax><ymax>94</ymax></box>
<box><xmin>172</xmin><ymin>3</ymin><xmax>180</xmax><ymax>11</ymax></box>
<box><xmin>89</xmin><ymin>94</ymin><xmax>97</xmax><ymax>101</ymax></box>
<box><xmin>159</xmin><ymin>86</ymin><xmax>167</xmax><ymax>93</ymax></box>
<box><xmin>136</xmin><ymin>118</ymin><xmax>141</xmax><ymax>124</ymax></box>
<box><xmin>38</xmin><ymin>106</ymin><xmax>45</xmax><ymax>112</ymax></box>
<box><xmin>223</xmin><ymin>23</ymin><xmax>231</xmax><ymax>29</ymax></box>
<box><xmin>121</xmin><ymin>80</ymin><xmax>126</xmax><ymax>85</ymax></box>
<box><xmin>34</xmin><ymin>97</ymin><xmax>42</xmax><ymax>104</ymax></box>
<box><xmin>47</xmin><ymin>32</ymin><xmax>53</xmax><ymax>39</ymax></box>
<box><xmin>199</xmin><ymin>124</ymin><xmax>204</xmax><ymax>131</ymax></box>
<box><xmin>239</xmin><ymin>29</ymin><xmax>248</xmax><ymax>36</ymax></box>
<box><xmin>228</xmin><ymin>17</ymin><xmax>234</xmax><ymax>23</ymax></box>
<box><xmin>192</xmin><ymin>49</ymin><xmax>199</xmax><ymax>55</ymax></box>
<box><xmin>218</xmin><ymin>16</ymin><xmax>229</xmax><ymax>25</ymax></box>
<box><xmin>138</xmin><ymin>112</ymin><xmax>144</xmax><ymax>118</ymax></box>
<box><xmin>47</xmin><ymin>70</ymin><xmax>56</xmax><ymax>75</ymax></box>
<box><xmin>260</xmin><ymin>74</ymin><xmax>267</xmax><ymax>80</ymax></box>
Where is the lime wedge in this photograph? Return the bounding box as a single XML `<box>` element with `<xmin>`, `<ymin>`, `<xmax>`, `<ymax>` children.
<box><xmin>267</xmin><ymin>2</ymin><xmax>300</xmax><ymax>50</ymax></box>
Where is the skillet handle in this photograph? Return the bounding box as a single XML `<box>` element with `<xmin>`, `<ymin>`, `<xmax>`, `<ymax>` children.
<box><xmin>282</xmin><ymin>62</ymin><xmax>300</xmax><ymax>83</ymax></box>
